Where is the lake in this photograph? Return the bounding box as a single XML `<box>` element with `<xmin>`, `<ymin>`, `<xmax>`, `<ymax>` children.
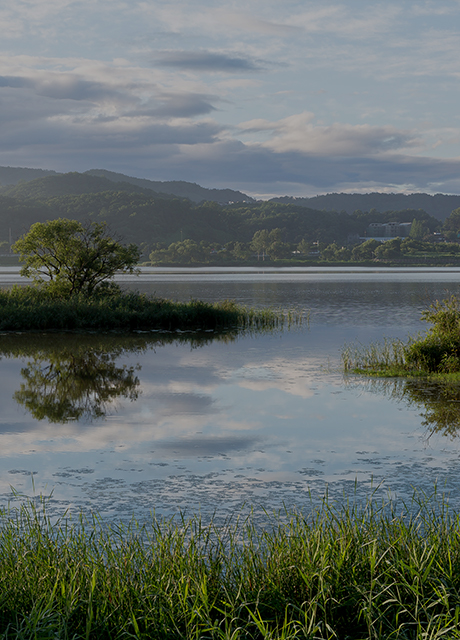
<box><xmin>1</xmin><ymin>267</ymin><xmax>460</xmax><ymax>524</ymax></box>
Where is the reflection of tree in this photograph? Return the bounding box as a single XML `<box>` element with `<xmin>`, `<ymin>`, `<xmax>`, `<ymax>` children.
<box><xmin>397</xmin><ymin>380</ymin><xmax>460</xmax><ymax>440</ymax></box>
<box><xmin>1</xmin><ymin>331</ymin><xmax>237</xmax><ymax>424</ymax></box>
<box><xmin>14</xmin><ymin>350</ymin><xmax>140</xmax><ymax>422</ymax></box>
<box><xmin>356</xmin><ymin>377</ymin><xmax>460</xmax><ymax>440</ymax></box>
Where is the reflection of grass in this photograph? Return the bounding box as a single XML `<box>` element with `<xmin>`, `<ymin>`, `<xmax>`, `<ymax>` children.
<box><xmin>0</xmin><ymin>286</ymin><xmax>300</xmax><ymax>332</ymax></box>
<box><xmin>2</xmin><ymin>492</ymin><xmax>460</xmax><ymax>638</ymax></box>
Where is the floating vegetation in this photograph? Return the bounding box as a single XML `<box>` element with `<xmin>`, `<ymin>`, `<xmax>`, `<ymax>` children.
<box><xmin>1</xmin><ymin>491</ymin><xmax>460</xmax><ymax>638</ymax></box>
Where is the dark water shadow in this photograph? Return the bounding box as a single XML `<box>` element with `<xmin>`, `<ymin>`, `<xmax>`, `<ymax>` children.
<box><xmin>0</xmin><ymin>331</ymin><xmax>238</xmax><ymax>424</ymax></box>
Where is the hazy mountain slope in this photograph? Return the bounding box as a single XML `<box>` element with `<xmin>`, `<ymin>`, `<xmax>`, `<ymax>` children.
<box><xmin>0</xmin><ymin>172</ymin><xmax>176</xmax><ymax>200</ymax></box>
<box><xmin>270</xmin><ymin>193</ymin><xmax>460</xmax><ymax>221</ymax></box>
<box><xmin>85</xmin><ymin>169</ymin><xmax>254</xmax><ymax>204</ymax></box>
<box><xmin>0</xmin><ymin>166</ymin><xmax>58</xmax><ymax>186</ymax></box>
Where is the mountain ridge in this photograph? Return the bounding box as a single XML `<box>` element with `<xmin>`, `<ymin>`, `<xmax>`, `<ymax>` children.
<box><xmin>270</xmin><ymin>193</ymin><xmax>460</xmax><ymax>221</ymax></box>
<box><xmin>1</xmin><ymin>166</ymin><xmax>460</xmax><ymax>219</ymax></box>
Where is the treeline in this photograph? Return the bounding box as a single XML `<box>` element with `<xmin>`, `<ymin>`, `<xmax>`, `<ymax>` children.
<box><xmin>148</xmin><ymin>235</ymin><xmax>460</xmax><ymax>265</ymax></box>
<box><xmin>1</xmin><ymin>171</ymin><xmax>459</xmax><ymax>264</ymax></box>
<box><xmin>319</xmin><ymin>237</ymin><xmax>460</xmax><ymax>263</ymax></box>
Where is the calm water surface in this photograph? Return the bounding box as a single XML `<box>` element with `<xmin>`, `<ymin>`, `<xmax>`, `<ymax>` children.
<box><xmin>2</xmin><ymin>267</ymin><xmax>460</xmax><ymax>523</ymax></box>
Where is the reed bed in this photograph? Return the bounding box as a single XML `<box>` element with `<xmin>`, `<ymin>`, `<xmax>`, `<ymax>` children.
<box><xmin>2</xmin><ymin>493</ymin><xmax>460</xmax><ymax>639</ymax></box>
<box><xmin>0</xmin><ymin>286</ymin><xmax>299</xmax><ymax>332</ymax></box>
<box><xmin>341</xmin><ymin>338</ymin><xmax>411</xmax><ymax>376</ymax></box>
<box><xmin>342</xmin><ymin>297</ymin><xmax>460</xmax><ymax>377</ymax></box>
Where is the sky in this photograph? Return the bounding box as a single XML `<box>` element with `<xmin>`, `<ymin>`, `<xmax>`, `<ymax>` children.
<box><xmin>2</xmin><ymin>1</ymin><xmax>460</xmax><ymax>198</ymax></box>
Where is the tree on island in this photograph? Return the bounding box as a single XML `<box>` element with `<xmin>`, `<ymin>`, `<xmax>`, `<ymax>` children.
<box><xmin>12</xmin><ymin>218</ymin><xmax>140</xmax><ymax>296</ymax></box>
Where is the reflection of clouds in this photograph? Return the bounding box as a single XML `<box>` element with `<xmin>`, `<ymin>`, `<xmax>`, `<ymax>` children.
<box><xmin>231</xmin><ymin>357</ymin><xmax>325</xmax><ymax>399</ymax></box>
<box><xmin>155</xmin><ymin>392</ymin><xmax>216</xmax><ymax>416</ymax></box>
<box><xmin>0</xmin><ymin>330</ymin><xmax>447</xmax><ymax>520</ymax></box>
<box><xmin>154</xmin><ymin>435</ymin><xmax>261</xmax><ymax>457</ymax></box>
<box><xmin>0</xmin><ymin>411</ymin><xmax>262</xmax><ymax>457</ymax></box>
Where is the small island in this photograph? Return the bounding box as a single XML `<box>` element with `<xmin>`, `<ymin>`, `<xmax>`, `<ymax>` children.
<box><xmin>2</xmin><ymin>218</ymin><xmax>289</xmax><ymax>332</ymax></box>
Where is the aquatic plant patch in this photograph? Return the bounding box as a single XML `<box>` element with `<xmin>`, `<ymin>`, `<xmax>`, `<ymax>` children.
<box><xmin>0</xmin><ymin>286</ymin><xmax>298</xmax><ymax>332</ymax></box>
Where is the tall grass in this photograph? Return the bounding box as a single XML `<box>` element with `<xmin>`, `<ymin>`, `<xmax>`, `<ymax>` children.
<box><xmin>0</xmin><ymin>286</ymin><xmax>300</xmax><ymax>333</ymax></box>
<box><xmin>2</xmin><ymin>492</ymin><xmax>460</xmax><ymax>638</ymax></box>
<box><xmin>342</xmin><ymin>296</ymin><xmax>460</xmax><ymax>377</ymax></box>
<box><xmin>341</xmin><ymin>338</ymin><xmax>410</xmax><ymax>376</ymax></box>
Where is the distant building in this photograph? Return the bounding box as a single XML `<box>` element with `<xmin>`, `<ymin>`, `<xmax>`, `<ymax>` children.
<box><xmin>367</xmin><ymin>222</ymin><xmax>412</xmax><ymax>239</ymax></box>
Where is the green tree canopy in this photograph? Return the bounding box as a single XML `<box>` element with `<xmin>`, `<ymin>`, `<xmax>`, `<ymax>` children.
<box><xmin>351</xmin><ymin>239</ymin><xmax>381</xmax><ymax>261</ymax></box>
<box><xmin>374</xmin><ymin>238</ymin><xmax>402</xmax><ymax>259</ymax></box>
<box><xmin>12</xmin><ymin>218</ymin><xmax>140</xmax><ymax>296</ymax></box>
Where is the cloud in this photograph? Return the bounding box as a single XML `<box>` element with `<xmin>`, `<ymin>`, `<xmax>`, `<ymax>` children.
<box><xmin>2</xmin><ymin>47</ymin><xmax>460</xmax><ymax>198</ymax></box>
<box><xmin>293</xmin><ymin>5</ymin><xmax>402</xmax><ymax>38</ymax></box>
<box><xmin>239</xmin><ymin>113</ymin><xmax>420</xmax><ymax>156</ymax></box>
<box><xmin>152</xmin><ymin>93</ymin><xmax>218</xmax><ymax>117</ymax></box>
<box><xmin>141</xmin><ymin>4</ymin><xmax>301</xmax><ymax>38</ymax></box>
<box><xmin>411</xmin><ymin>2</ymin><xmax>458</xmax><ymax>16</ymax></box>
<box><xmin>0</xmin><ymin>71</ymin><xmax>131</xmax><ymax>104</ymax></box>
<box><xmin>156</xmin><ymin>51</ymin><xmax>266</xmax><ymax>73</ymax></box>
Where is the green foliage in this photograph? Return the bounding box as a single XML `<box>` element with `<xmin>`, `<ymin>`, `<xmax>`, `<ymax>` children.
<box><xmin>410</xmin><ymin>217</ymin><xmax>429</xmax><ymax>239</ymax></box>
<box><xmin>400</xmin><ymin>237</ymin><xmax>430</xmax><ymax>253</ymax></box>
<box><xmin>343</xmin><ymin>296</ymin><xmax>460</xmax><ymax>376</ymax></box>
<box><xmin>443</xmin><ymin>207</ymin><xmax>460</xmax><ymax>236</ymax></box>
<box><xmin>350</xmin><ymin>238</ymin><xmax>381</xmax><ymax>261</ymax></box>
<box><xmin>2</xmin><ymin>492</ymin><xmax>460</xmax><ymax>638</ymax></box>
<box><xmin>0</xmin><ymin>174</ymin><xmax>442</xmax><ymax>260</ymax></box>
<box><xmin>374</xmin><ymin>237</ymin><xmax>402</xmax><ymax>259</ymax></box>
<box><xmin>320</xmin><ymin>242</ymin><xmax>351</xmax><ymax>261</ymax></box>
<box><xmin>0</xmin><ymin>286</ymin><xmax>295</xmax><ymax>332</ymax></box>
<box><xmin>404</xmin><ymin>297</ymin><xmax>460</xmax><ymax>373</ymax></box>
<box><xmin>12</xmin><ymin>218</ymin><xmax>140</xmax><ymax>296</ymax></box>
<box><xmin>249</xmin><ymin>228</ymin><xmax>290</xmax><ymax>260</ymax></box>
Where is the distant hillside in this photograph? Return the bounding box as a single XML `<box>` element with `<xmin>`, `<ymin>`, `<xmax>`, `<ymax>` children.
<box><xmin>0</xmin><ymin>172</ymin><xmax>176</xmax><ymax>200</ymax></box>
<box><xmin>270</xmin><ymin>193</ymin><xmax>460</xmax><ymax>221</ymax></box>
<box><xmin>85</xmin><ymin>169</ymin><xmax>254</xmax><ymax>204</ymax></box>
<box><xmin>0</xmin><ymin>166</ymin><xmax>57</xmax><ymax>186</ymax></box>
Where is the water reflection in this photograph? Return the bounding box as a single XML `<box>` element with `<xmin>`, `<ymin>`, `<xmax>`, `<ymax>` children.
<box><xmin>360</xmin><ymin>377</ymin><xmax>460</xmax><ymax>440</ymax></box>
<box><xmin>1</xmin><ymin>332</ymin><xmax>237</xmax><ymax>424</ymax></box>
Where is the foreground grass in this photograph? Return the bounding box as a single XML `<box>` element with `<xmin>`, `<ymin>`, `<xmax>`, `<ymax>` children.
<box><xmin>2</xmin><ymin>493</ymin><xmax>460</xmax><ymax>639</ymax></box>
<box><xmin>0</xmin><ymin>286</ymin><xmax>298</xmax><ymax>332</ymax></box>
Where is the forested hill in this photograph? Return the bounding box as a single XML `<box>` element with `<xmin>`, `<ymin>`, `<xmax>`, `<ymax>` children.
<box><xmin>0</xmin><ymin>166</ymin><xmax>58</xmax><ymax>186</ymax></box>
<box><xmin>270</xmin><ymin>193</ymin><xmax>460</xmax><ymax>221</ymax></box>
<box><xmin>0</xmin><ymin>180</ymin><xmax>442</xmax><ymax>260</ymax></box>
<box><xmin>0</xmin><ymin>166</ymin><xmax>253</xmax><ymax>204</ymax></box>
<box><xmin>0</xmin><ymin>172</ymin><xmax>176</xmax><ymax>200</ymax></box>
<box><xmin>0</xmin><ymin>169</ymin><xmax>456</xmax><ymax>264</ymax></box>
<box><xmin>85</xmin><ymin>169</ymin><xmax>254</xmax><ymax>204</ymax></box>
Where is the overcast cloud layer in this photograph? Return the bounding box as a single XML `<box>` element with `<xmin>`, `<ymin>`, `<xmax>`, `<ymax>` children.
<box><xmin>2</xmin><ymin>0</ymin><xmax>460</xmax><ymax>197</ymax></box>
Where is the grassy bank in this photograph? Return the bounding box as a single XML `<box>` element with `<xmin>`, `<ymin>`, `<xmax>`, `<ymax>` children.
<box><xmin>1</xmin><ymin>493</ymin><xmax>460</xmax><ymax>639</ymax></box>
<box><xmin>342</xmin><ymin>296</ymin><xmax>460</xmax><ymax>377</ymax></box>
<box><xmin>0</xmin><ymin>286</ymin><xmax>297</xmax><ymax>332</ymax></box>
